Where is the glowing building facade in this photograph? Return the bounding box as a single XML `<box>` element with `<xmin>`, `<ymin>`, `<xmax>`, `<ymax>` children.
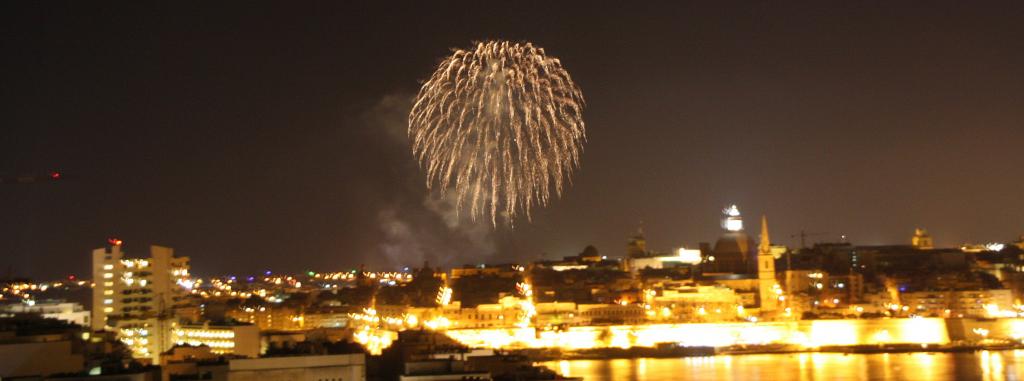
<box><xmin>91</xmin><ymin>244</ymin><xmax>191</xmax><ymax>331</ymax></box>
<box><xmin>899</xmin><ymin>289</ymin><xmax>1014</xmax><ymax>318</ymax></box>
<box><xmin>625</xmin><ymin>248</ymin><xmax>702</xmax><ymax>276</ymax></box>
<box><xmin>912</xmin><ymin>228</ymin><xmax>935</xmax><ymax>250</ymax></box>
<box><xmin>225</xmin><ymin>304</ymin><xmax>307</xmax><ymax>332</ymax></box>
<box><xmin>0</xmin><ymin>301</ymin><xmax>90</xmax><ymax>327</ymax></box>
<box><xmin>643</xmin><ymin>285</ymin><xmax>745</xmax><ymax>322</ymax></box>
<box><xmin>90</xmin><ymin>243</ymin><xmax>191</xmax><ymax>362</ymax></box>
<box><xmin>171</xmin><ymin>323</ymin><xmax>260</xmax><ymax>358</ymax></box>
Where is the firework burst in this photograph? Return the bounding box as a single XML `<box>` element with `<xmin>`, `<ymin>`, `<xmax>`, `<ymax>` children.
<box><xmin>409</xmin><ymin>41</ymin><xmax>586</xmax><ymax>226</ymax></box>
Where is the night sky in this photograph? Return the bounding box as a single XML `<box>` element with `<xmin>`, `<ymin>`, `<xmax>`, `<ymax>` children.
<box><xmin>3</xmin><ymin>2</ymin><xmax>1023</xmax><ymax>279</ymax></box>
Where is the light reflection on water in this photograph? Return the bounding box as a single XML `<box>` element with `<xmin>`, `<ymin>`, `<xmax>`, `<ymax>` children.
<box><xmin>540</xmin><ymin>350</ymin><xmax>1024</xmax><ymax>381</ymax></box>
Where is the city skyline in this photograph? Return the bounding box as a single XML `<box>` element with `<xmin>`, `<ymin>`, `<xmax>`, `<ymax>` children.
<box><xmin>5</xmin><ymin>3</ymin><xmax>1024</xmax><ymax>380</ymax></box>
<box><xmin>3</xmin><ymin>2</ymin><xmax>1023</xmax><ymax>280</ymax></box>
<box><xmin>15</xmin><ymin>204</ymin><xmax>1021</xmax><ymax>280</ymax></box>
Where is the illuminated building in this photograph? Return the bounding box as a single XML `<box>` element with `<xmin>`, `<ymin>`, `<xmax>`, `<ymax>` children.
<box><xmin>442</xmin><ymin>318</ymin><xmax>962</xmax><ymax>351</ymax></box>
<box><xmin>528</xmin><ymin>251</ymin><xmax>631</xmax><ymax>306</ymax></box>
<box><xmin>757</xmin><ymin>216</ymin><xmax>779</xmax><ymax>313</ymax></box>
<box><xmin>90</xmin><ymin>243</ymin><xmax>191</xmax><ymax>331</ymax></box>
<box><xmin>768</xmin><ymin>244</ymin><xmax>788</xmax><ymax>260</ymax></box>
<box><xmin>912</xmin><ymin>228</ymin><xmax>935</xmax><ymax>250</ymax></box>
<box><xmin>533</xmin><ymin>246</ymin><xmax>620</xmax><ymax>273</ymax></box>
<box><xmin>535</xmin><ymin>302</ymin><xmax>579</xmax><ymax>327</ymax></box>
<box><xmin>695</xmin><ymin>207</ymin><xmax>782</xmax><ymax>314</ymax></box>
<box><xmin>90</xmin><ymin>242</ymin><xmax>191</xmax><ymax>363</ymax></box>
<box><xmin>445</xmin><ymin>302</ymin><xmax>513</xmax><ymax>329</ymax></box>
<box><xmin>121</xmin><ymin>322</ymin><xmax>259</xmax><ymax>367</ymax></box>
<box><xmin>393</xmin><ymin>299</ymin><xmax>648</xmax><ymax>329</ymax></box>
<box><xmin>365</xmin><ymin>297</ymin><xmax>637</xmax><ymax>334</ymax></box>
<box><xmin>779</xmin><ymin>269</ymin><xmax>866</xmax><ymax>315</ymax></box>
<box><xmin>450</xmin><ymin>264</ymin><xmax>522</xmax><ymax>279</ymax></box>
<box><xmin>115</xmin><ymin>317</ymin><xmax>176</xmax><ymax>363</ymax></box>
<box><xmin>706</xmin><ymin>205</ymin><xmax>759</xmax><ymax>274</ymax></box>
<box><xmin>303</xmin><ymin>308</ymin><xmax>351</xmax><ymax>329</ymax></box>
<box><xmin>576</xmin><ymin>303</ymin><xmax>646</xmax><ymax>325</ymax></box>
<box><xmin>828</xmin><ymin>273</ymin><xmax>865</xmax><ymax>304</ymax></box>
<box><xmin>423</xmin><ymin>296</ymin><xmax>538</xmax><ymax>330</ymax></box>
<box><xmin>0</xmin><ymin>301</ymin><xmax>90</xmax><ymax>327</ymax></box>
<box><xmin>170</xmin><ymin>322</ymin><xmax>260</xmax><ymax>357</ymax></box>
<box><xmin>783</xmin><ymin>269</ymin><xmax>828</xmax><ymax>294</ymax></box>
<box><xmin>899</xmin><ymin>289</ymin><xmax>1013</xmax><ymax>318</ymax></box>
<box><xmin>225</xmin><ymin>304</ymin><xmax>306</xmax><ymax>332</ymax></box>
<box><xmin>625</xmin><ymin>248</ymin><xmax>702</xmax><ymax>276</ymax></box>
<box><xmin>643</xmin><ymin>285</ymin><xmax>744</xmax><ymax>322</ymax></box>
<box><xmin>961</xmin><ymin>242</ymin><xmax>1007</xmax><ymax>254</ymax></box>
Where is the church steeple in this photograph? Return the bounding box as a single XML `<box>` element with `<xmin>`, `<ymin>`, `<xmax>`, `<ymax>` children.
<box><xmin>757</xmin><ymin>214</ymin><xmax>778</xmax><ymax>313</ymax></box>
<box><xmin>759</xmin><ymin>215</ymin><xmax>771</xmax><ymax>255</ymax></box>
<box><xmin>627</xmin><ymin>223</ymin><xmax>647</xmax><ymax>258</ymax></box>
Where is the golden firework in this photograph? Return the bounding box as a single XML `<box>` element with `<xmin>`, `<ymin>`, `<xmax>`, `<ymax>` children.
<box><xmin>409</xmin><ymin>41</ymin><xmax>586</xmax><ymax>226</ymax></box>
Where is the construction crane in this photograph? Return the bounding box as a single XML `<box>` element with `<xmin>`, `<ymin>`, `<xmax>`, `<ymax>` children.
<box><xmin>790</xmin><ymin>230</ymin><xmax>830</xmax><ymax>250</ymax></box>
<box><xmin>0</xmin><ymin>171</ymin><xmax>64</xmax><ymax>184</ymax></box>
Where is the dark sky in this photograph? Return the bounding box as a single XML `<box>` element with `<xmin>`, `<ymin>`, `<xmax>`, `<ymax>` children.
<box><xmin>3</xmin><ymin>2</ymin><xmax>1023</xmax><ymax>279</ymax></box>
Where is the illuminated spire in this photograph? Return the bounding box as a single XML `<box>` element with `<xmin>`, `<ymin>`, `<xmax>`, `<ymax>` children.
<box><xmin>759</xmin><ymin>215</ymin><xmax>771</xmax><ymax>255</ymax></box>
<box><xmin>757</xmin><ymin>215</ymin><xmax>778</xmax><ymax>313</ymax></box>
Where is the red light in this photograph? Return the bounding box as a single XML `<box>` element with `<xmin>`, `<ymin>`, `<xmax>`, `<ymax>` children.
<box><xmin>50</xmin><ymin>172</ymin><xmax>61</xmax><ymax>180</ymax></box>
<box><xmin>107</xmin><ymin>238</ymin><xmax>123</xmax><ymax>246</ymax></box>
<box><xmin>68</xmin><ymin>275</ymin><xmax>76</xmax><ymax>281</ymax></box>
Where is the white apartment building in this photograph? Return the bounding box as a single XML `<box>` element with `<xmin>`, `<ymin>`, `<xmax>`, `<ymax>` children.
<box><xmin>91</xmin><ymin>243</ymin><xmax>191</xmax><ymax>362</ymax></box>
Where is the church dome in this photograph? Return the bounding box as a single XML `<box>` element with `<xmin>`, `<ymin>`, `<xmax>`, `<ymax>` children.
<box><xmin>710</xmin><ymin>232</ymin><xmax>759</xmax><ymax>274</ymax></box>
<box><xmin>713</xmin><ymin>231</ymin><xmax>758</xmax><ymax>258</ymax></box>
<box><xmin>707</xmin><ymin>205</ymin><xmax>761</xmax><ymax>275</ymax></box>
